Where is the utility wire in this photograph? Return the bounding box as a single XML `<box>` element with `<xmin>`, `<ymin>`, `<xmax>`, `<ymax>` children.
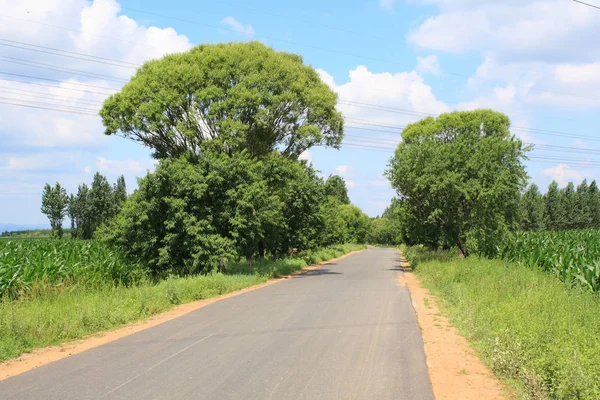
<box><xmin>0</xmin><ymin>38</ymin><xmax>140</xmax><ymax>69</ymax></box>
<box><xmin>0</xmin><ymin>56</ymin><xmax>129</xmax><ymax>83</ymax></box>
<box><xmin>0</xmin><ymin>77</ymin><xmax>113</xmax><ymax>96</ymax></box>
<box><xmin>0</xmin><ymin>72</ymin><xmax>117</xmax><ymax>92</ymax></box>
<box><xmin>0</xmin><ymin>99</ymin><xmax>98</xmax><ymax>116</ymax></box>
<box><xmin>573</xmin><ymin>0</ymin><xmax>600</xmax><ymax>10</ymax></box>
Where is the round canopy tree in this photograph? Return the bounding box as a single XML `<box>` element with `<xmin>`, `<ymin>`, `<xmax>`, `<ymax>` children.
<box><xmin>100</xmin><ymin>42</ymin><xmax>344</xmax><ymax>159</ymax></box>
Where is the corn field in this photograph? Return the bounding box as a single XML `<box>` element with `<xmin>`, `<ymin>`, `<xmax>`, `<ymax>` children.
<box><xmin>497</xmin><ymin>229</ymin><xmax>600</xmax><ymax>293</ymax></box>
<box><xmin>0</xmin><ymin>239</ymin><xmax>146</xmax><ymax>299</ymax></box>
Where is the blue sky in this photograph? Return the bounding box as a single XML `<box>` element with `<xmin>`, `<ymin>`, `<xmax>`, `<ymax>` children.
<box><xmin>2</xmin><ymin>0</ymin><xmax>600</xmax><ymax>225</ymax></box>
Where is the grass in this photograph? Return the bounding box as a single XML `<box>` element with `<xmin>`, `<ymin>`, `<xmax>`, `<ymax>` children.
<box><xmin>413</xmin><ymin>255</ymin><xmax>600</xmax><ymax>399</ymax></box>
<box><xmin>0</xmin><ymin>243</ymin><xmax>365</xmax><ymax>363</ymax></box>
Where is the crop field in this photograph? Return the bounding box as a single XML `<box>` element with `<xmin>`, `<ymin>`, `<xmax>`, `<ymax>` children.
<box><xmin>497</xmin><ymin>229</ymin><xmax>600</xmax><ymax>293</ymax></box>
<box><xmin>0</xmin><ymin>239</ymin><xmax>146</xmax><ymax>299</ymax></box>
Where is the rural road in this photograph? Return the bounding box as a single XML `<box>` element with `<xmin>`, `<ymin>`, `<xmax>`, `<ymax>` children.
<box><xmin>0</xmin><ymin>248</ymin><xmax>434</xmax><ymax>400</ymax></box>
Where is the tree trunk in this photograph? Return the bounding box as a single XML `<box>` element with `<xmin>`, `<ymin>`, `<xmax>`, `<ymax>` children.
<box><xmin>457</xmin><ymin>236</ymin><xmax>468</xmax><ymax>258</ymax></box>
<box><xmin>258</xmin><ymin>241</ymin><xmax>265</xmax><ymax>263</ymax></box>
<box><xmin>246</xmin><ymin>256</ymin><xmax>252</xmax><ymax>268</ymax></box>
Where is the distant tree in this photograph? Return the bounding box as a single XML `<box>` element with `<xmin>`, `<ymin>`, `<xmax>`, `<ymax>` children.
<box><xmin>561</xmin><ymin>182</ymin><xmax>577</xmax><ymax>230</ymax></box>
<box><xmin>100</xmin><ymin>42</ymin><xmax>344</xmax><ymax>160</ymax></box>
<box><xmin>544</xmin><ymin>181</ymin><xmax>562</xmax><ymax>230</ymax></box>
<box><xmin>68</xmin><ymin>184</ymin><xmax>93</xmax><ymax>239</ymax></box>
<box><xmin>113</xmin><ymin>175</ymin><xmax>127</xmax><ymax>209</ymax></box>
<box><xmin>324</xmin><ymin>175</ymin><xmax>350</xmax><ymax>204</ymax></box>
<box><xmin>588</xmin><ymin>180</ymin><xmax>600</xmax><ymax>228</ymax></box>
<box><xmin>520</xmin><ymin>184</ymin><xmax>545</xmax><ymax>231</ymax></box>
<box><xmin>89</xmin><ymin>172</ymin><xmax>114</xmax><ymax>234</ymax></box>
<box><xmin>339</xmin><ymin>204</ymin><xmax>371</xmax><ymax>243</ymax></box>
<box><xmin>575</xmin><ymin>179</ymin><xmax>591</xmax><ymax>229</ymax></box>
<box><xmin>40</xmin><ymin>182</ymin><xmax>68</xmax><ymax>239</ymax></box>
<box><xmin>386</xmin><ymin>109</ymin><xmax>528</xmax><ymax>257</ymax></box>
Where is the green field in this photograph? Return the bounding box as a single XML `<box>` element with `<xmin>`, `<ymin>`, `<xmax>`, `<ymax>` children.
<box><xmin>497</xmin><ymin>229</ymin><xmax>600</xmax><ymax>293</ymax></box>
<box><xmin>0</xmin><ymin>239</ymin><xmax>147</xmax><ymax>299</ymax></box>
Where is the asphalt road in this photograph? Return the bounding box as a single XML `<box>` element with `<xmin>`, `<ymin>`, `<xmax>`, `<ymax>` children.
<box><xmin>0</xmin><ymin>247</ymin><xmax>434</xmax><ymax>400</ymax></box>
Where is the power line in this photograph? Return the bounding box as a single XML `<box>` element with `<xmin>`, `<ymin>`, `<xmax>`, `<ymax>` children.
<box><xmin>0</xmin><ymin>99</ymin><xmax>98</xmax><ymax>116</ymax></box>
<box><xmin>0</xmin><ymin>38</ymin><xmax>140</xmax><ymax>69</ymax></box>
<box><xmin>0</xmin><ymin>72</ymin><xmax>117</xmax><ymax>92</ymax></box>
<box><xmin>0</xmin><ymin>55</ymin><xmax>129</xmax><ymax>83</ymax></box>
<box><xmin>0</xmin><ymin>96</ymin><xmax>99</xmax><ymax>114</ymax></box>
<box><xmin>0</xmin><ymin>86</ymin><xmax>103</xmax><ymax>105</ymax></box>
<box><xmin>0</xmin><ymin>14</ymin><xmax>157</xmax><ymax>53</ymax></box>
<box><xmin>573</xmin><ymin>0</ymin><xmax>600</xmax><ymax>10</ymax></box>
<box><xmin>0</xmin><ymin>77</ymin><xmax>113</xmax><ymax>96</ymax></box>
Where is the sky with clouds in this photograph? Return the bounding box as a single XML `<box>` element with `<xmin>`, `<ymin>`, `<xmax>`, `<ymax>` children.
<box><xmin>1</xmin><ymin>0</ymin><xmax>600</xmax><ymax>226</ymax></box>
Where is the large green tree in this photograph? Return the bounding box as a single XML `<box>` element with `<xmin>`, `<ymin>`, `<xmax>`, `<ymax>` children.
<box><xmin>41</xmin><ymin>182</ymin><xmax>68</xmax><ymax>239</ymax></box>
<box><xmin>100</xmin><ymin>42</ymin><xmax>344</xmax><ymax>159</ymax></box>
<box><xmin>386</xmin><ymin>109</ymin><xmax>528</xmax><ymax>256</ymax></box>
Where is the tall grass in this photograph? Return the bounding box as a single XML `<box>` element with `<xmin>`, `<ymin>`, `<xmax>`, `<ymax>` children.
<box><xmin>497</xmin><ymin>229</ymin><xmax>600</xmax><ymax>293</ymax></box>
<box><xmin>415</xmin><ymin>257</ymin><xmax>600</xmax><ymax>399</ymax></box>
<box><xmin>0</xmin><ymin>239</ymin><xmax>147</xmax><ymax>299</ymax></box>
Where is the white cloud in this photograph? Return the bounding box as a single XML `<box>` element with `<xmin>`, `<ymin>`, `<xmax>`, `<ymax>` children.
<box><xmin>299</xmin><ymin>149</ymin><xmax>312</xmax><ymax>164</ymax></box>
<box><xmin>95</xmin><ymin>157</ymin><xmax>154</xmax><ymax>175</ymax></box>
<box><xmin>345</xmin><ymin>180</ymin><xmax>359</xmax><ymax>188</ymax></box>
<box><xmin>335</xmin><ymin>165</ymin><xmax>352</xmax><ymax>176</ymax></box>
<box><xmin>542</xmin><ymin>163</ymin><xmax>593</xmax><ymax>187</ymax></box>
<box><xmin>416</xmin><ymin>55</ymin><xmax>442</xmax><ymax>76</ymax></box>
<box><xmin>407</xmin><ymin>1</ymin><xmax>600</xmax><ymax>63</ymax></box>
<box><xmin>379</xmin><ymin>0</ymin><xmax>396</xmax><ymax>11</ymax></box>
<box><xmin>220</xmin><ymin>16</ymin><xmax>256</xmax><ymax>37</ymax></box>
<box><xmin>84</xmin><ymin>166</ymin><xmax>92</xmax><ymax>174</ymax></box>
<box><xmin>368</xmin><ymin>179</ymin><xmax>390</xmax><ymax>188</ymax></box>
<box><xmin>318</xmin><ymin>65</ymin><xmax>449</xmax><ymax>131</ymax></box>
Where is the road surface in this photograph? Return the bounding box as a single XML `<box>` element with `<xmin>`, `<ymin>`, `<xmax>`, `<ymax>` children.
<box><xmin>0</xmin><ymin>248</ymin><xmax>433</xmax><ymax>400</ymax></box>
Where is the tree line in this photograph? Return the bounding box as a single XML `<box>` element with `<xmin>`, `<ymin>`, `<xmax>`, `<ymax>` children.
<box><xmin>41</xmin><ymin>173</ymin><xmax>127</xmax><ymax>239</ymax></box>
<box><xmin>520</xmin><ymin>180</ymin><xmax>600</xmax><ymax>231</ymax></box>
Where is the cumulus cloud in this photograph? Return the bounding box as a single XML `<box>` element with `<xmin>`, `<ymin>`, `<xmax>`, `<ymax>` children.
<box><xmin>416</xmin><ymin>55</ymin><xmax>443</xmax><ymax>76</ymax></box>
<box><xmin>95</xmin><ymin>157</ymin><xmax>154</xmax><ymax>175</ymax></box>
<box><xmin>318</xmin><ymin>65</ymin><xmax>449</xmax><ymax>131</ymax></box>
<box><xmin>220</xmin><ymin>16</ymin><xmax>256</xmax><ymax>37</ymax></box>
<box><xmin>379</xmin><ymin>0</ymin><xmax>396</xmax><ymax>11</ymax></box>
<box><xmin>543</xmin><ymin>163</ymin><xmax>593</xmax><ymax>187</ymax></box>
<box><xmin>299</xmin><ymin>149</ymin><xmax>312</xmax><ymax>164</ymax></box>
<box><xmin>345</xmin><ymin>180</ymin><xmax>359</xmax><ymax>188</ymax></box>
<box><xmin>335</xmin><ymin>165</ymin><xmax>352</xmax><ymax>176</ymax></box>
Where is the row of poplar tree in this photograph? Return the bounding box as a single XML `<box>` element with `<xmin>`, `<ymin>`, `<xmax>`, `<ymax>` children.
<box><xmin>520</xmin><ymin>179</ymin><xmax>600</xmax><ymax>231</ymax></box>
<box><xmin>41</xmin><ymin>173</ymin><xmax>127</xmax><ymax>239</ymax></box>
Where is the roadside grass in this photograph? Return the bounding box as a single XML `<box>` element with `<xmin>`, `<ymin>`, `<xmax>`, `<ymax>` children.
<box><xmin>413</xmin><ymin>255</ymin><xmax>600</xmax><ymax>399</ymax></box>
<box><xmin>399</xmin><ymin>244</ymin><xmax>456</xmax><ymax>269</ymax></box>
<box><xmin>0</xmin><ymin>244</ymin><xmax>365</xmax><ymax>363</ymax></box>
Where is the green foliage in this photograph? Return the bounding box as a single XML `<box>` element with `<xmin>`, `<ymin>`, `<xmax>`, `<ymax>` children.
<box><xmin>100</xmin><ymin>42</ymin><xmax>344</xmax><ymax>159</ymax></box>
<box><xmin>399</xmin><ymin>244</ymin><xmax>455</xmax><ymax>269</ymax></box>
<box><xmin>324</xmin><ymin>175</ymin><xmax>350</xmax><ymax>204</ymax></box>
<box><xmin>520</xmin><ymin>184</ymin><xmax>545</xmax><ymax>231</ymax></box>
<box><xmin>338</xmin><ymin>204</ymin><xmax>371</xmax><ymax>243</ymax></box>
<box><xmin>544</xmin><ymin>181</ymin><xmax>562</xmax><ymax>230</ymax></box>
<box><xmin>40</xmin><ymin>182</ymin><xmax>68</xmax><ymax>239</ymax></box>
<box><xmin>386</xmin><ymin>110</ymin><xmax>528</xmax><ymax>256</ymax></box>
<box><xmin>415</xmin><ymin>256</ymin><xmax>600</xmax><ymax>399</ymax></box>
<box><xmin>497</xmin><ymin>229</ymin><xmax>600</xmax><ymax>293</ymax></box>
<box><xmin>0</xmin><ymin>239</ymin><xmax>147</xmax><ymax>299</ymax></box>
<box><xmin>367</xmin><ymin>217</ymin><xmax>401</xmax><ymax>245</ymax></box>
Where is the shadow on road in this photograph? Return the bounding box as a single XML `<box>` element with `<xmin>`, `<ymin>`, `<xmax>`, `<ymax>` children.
<box><xmin>292</xmin><ymin>268</ymin><xmax>343</xmax><ymax>278</ymax></box>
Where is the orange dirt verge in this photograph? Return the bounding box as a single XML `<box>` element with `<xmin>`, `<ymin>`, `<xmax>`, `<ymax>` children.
<box><xmin>398</xmin><ymin>252</ymin><xmax>509</xmax><ymax>400</ymax></box>
<box><xmin>0</xmin><ymin>249</ymin><xmax>364</xmax><ymax>381</ymax></box>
